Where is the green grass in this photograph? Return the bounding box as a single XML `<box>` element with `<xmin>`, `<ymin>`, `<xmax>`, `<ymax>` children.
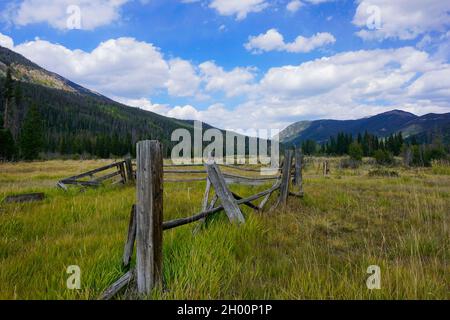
<box><xmin>0</xmin><ymin>159</ymin><xmax>448</xmax><ymax>300</ymax></box>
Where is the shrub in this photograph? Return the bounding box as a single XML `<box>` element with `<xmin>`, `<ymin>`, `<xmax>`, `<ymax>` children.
<box><xmin>348</xmin><ymin>142</ymin><xmax>363</xmax><ymax>161</ymax></box>
<box><xmin>368</xmin><ymin>169</ymin><xmax>399</xmax><ymax>177</ymax></box>
<box><xmin>340</xmin><ymin>157</ymin><xmax>360</xmax><ymax>169</ymax></box>
<box><xmin>409</xmin><ymin>145</ymin><xmax>449</xmax><ymax>167</ymax></box>
<box><xmin>374</xmin><ymin>150</ymin><xmax>394</xmax><ymax>165</ymax></box>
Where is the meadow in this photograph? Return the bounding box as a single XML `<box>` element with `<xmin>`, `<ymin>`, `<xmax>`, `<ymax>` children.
<box><xmin>0</xmin><ymin>158</ymin><xmax>448</xmax><ymax>300</ymax></box>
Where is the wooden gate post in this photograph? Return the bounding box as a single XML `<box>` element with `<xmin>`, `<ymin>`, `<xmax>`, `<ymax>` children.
<box><xmin>294</xmin><ymin>148</ymin><xmax>303</xmax><ymax>190</ymax></box>
<box><xmin>136</xmin><ymin>140</ymin><xmax>163</xmax><ymax>295</ymax></box>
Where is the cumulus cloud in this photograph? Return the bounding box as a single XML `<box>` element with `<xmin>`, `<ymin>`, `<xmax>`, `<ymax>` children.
<box><xmin>245</xmin><ymin>29</ymin><xmax>336</xmax><ymax>53</ymax></box>
<box><xmin>3</xmin><ymin>0</ymin><xmax>130</xmax><ymax>30</ymax></box>
<box><xmin>353</xmin><ymin>0</ymin><xmax>450</xmax><ymax>40</ymax></box>
<box><xmin>305</xmin><ymin>0</ymin><xmax>335</xmax><ymax>3</ymax></box>
<box><xmin>166</xmin><ymin>58</ymin><xmax>201</xmax><ymax>97</ymax></box>
<box><xmin>208</xmin><ymin>0</ymin><xmax>268</xmax><ymax>20</ymax></box>
<box><xmin>114</xmin><ymin>97</ymin><xmax>171</xmax><ymax>114</ymax></box>
<box><xmin>407</xmin><ymin>68</ymin><xmax>450</xmax><ymax>100</ymax></box>
<box><xmin>0</xmin><ymin>33</ymin><xmax>14</xmax><ymax>49</ymax></box>
<box><xmin>199</xmin><ymin>61</ymin><xmax>256</xmax><ymax>97</ymax></box>
<box><xmin>286</xmin><ymin>1</ymin><xmax>302</xmax><ymax>13</ymax></box>
<box><xmin>158</xmin><ymin>47</ymin><xmax>450</xmax><ymax>131</ymax></box>
<box><xmin>13</xmin><ymin>37</ymin><xmax>170</xmax><ymax>97</ymax></box>
<box><xmin>6</xmin><ymin>36</ymin><xmax>206</xmax><ymax>99</ymax></box>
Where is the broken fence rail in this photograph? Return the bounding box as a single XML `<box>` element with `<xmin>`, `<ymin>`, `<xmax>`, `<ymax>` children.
<box><xmin>57</xmin><ymin>160</ymin><xmax>134</xmax><ymax>190</ymax></box>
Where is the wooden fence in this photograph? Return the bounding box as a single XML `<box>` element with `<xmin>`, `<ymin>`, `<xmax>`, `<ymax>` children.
<box><xmin>57</xmin><ymin>159</ymin><xmax>134</xmax><ymax>190</ymax></box>
<box><xmin>59</xmin><ymin>140</ymin><xmax>304</xmax><ymax>299</ymax></box>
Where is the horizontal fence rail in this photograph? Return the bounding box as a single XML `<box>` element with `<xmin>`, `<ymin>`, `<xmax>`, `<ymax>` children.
<box><xmin>59</xmin><ymin>160</ymin><xmax>282</xmax><ymax>189</ymax></box>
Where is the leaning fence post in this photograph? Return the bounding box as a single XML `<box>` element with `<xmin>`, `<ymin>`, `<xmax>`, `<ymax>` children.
<box><xmin>278</xmin><ymin>149</ymin><xmax>294</xmax><ymax>206</ymax></box>
<box><xmin>204</xmin><ymin>162</ymin><xmax>245</xmax><ymax>224</ymax></box>
<box><xmin>136</xmin><ymin>140</ymin><xmax>163</xmax><ymax>295</ymax></box>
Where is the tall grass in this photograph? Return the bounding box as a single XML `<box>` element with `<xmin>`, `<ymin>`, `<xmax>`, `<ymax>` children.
<box><xmin>0</xmin><ymin>160</ymin><xmax>448</xmax><ymax>299</ymax></box>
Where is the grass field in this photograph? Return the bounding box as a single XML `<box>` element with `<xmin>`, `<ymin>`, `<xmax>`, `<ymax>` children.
<box><xmin>0</xmin><ymin>158</ymin><xmax>448</xmax><ymax>300</ymax></box>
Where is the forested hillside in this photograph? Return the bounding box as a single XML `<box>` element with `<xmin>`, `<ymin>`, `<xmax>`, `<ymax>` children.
<box><xmin>0</xmin><ymin>46</ymin><xmax>206</xmax><ymax>160</ymax></box>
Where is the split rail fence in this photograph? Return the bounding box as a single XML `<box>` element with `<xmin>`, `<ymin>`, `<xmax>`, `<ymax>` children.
<box><xmin>58</xmin><ymin>140</ymin><xmax>304</xmax><ymax>299</ymax></box>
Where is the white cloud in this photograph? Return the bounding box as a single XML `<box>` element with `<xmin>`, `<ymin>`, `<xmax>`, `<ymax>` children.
<box><xmin>167</xmin><ymin>105</ymin><xmax>202</xmax><ymax>120</ymax></box>
<box><xmin>114</xmin><ymin>97</ymin><xmax>171</xmax><ymax>114</ymax></box>
<box><xmin>166</xmin><ymin>58</ymin><xmax>201</xmax><ymax>97</ymax></box>
<box><xmin>259</xmin><ymin>47</ymin><xmax>438</xmax><ymax>100</ymax></box>
<box><xmin>0</xmin><ymin>33</ymin><xmax>14</xmax><ymax>49</ymax></box>
<box><xmin>1</xmin><ymin>32</ymin><xmax>258</xmax><ymax>107</ymax></box>
<box><xmin>208</xmin><ymin>0</ymin><xmax>268</xmax><ymax>20</ymax></box>
<box><xmin>166</xmin><ymin>47</ymin><xmax>450</xmax><ymax>131</ymax></box>
<box><xmin>138</xmin><ymin>47</ymin><xmax>450</xmax><ymax>131</ymax></box>
<box><xmin>13</xmin><ymin>37</ymin><xmax>170</xmax><ymax>97</ymax></box>
<box><xmin>3</xmin><ymin>0</ymin><xmax>130</xmax><ymax>30</ymax></box>
<box><xmin>305</xmin><ymin>0</ymin><xmax>334</xmax><ymax>3</ymax></box>
<box><xmin>199</xmin><ymin>61</ymin><xmax>256</xmax><ymax>97</ymax></box>
<box><xmin>245</xmin><ymin>29</ymin><xmax>335</xmax><ymax>53</ymax></box>
<box><xmin>286</xmin><ymin>0</ymin><xmax>302</xmax><ymax>13</ymax></box>
<box><xmin>7</xmin><ymin>36</ymin><xmax>204</xmax><ymax>99</ymax></box>
<box><xmin>353</xmin><ymin>0</ymin><xmax>450</xmax><ymax>40</ymax></box>
<box><xmin>407</xmin><ymin>68</ymin><xmax>450</xmax><ymax>99</ymax></box>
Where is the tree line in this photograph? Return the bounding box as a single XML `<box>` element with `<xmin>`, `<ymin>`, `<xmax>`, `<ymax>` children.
<box><xmin>0</xmin><ymin>68</ymin><xmax>44</xmax><ymax>160</ymax></box>
<box><xmin>300</xmin><ymin>130</ymin><xmax>449</xmax><ymax>166</ymax></box>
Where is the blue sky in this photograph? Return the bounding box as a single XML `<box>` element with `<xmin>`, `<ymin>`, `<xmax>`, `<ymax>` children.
<box><xmin>0</xmin><ymin>0</ymin><xmax>449</xmax><ymax>131</ymax></box>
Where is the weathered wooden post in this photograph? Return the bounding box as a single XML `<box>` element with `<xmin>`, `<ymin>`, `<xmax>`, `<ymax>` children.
<box><xmin>204</xmin><ymin>162</ymin><xmax>245</xmax><ymax>224</ymax></box>
<box><xmin>278</xmin><ymin>149</ymin><xmax>294</xmax><ymax>206</ymax></box>
<box><xmin>136</xmin><ymin>140</ymin><xmax>163</xmax><ymax>295</ymax></box>
<box><xmin>294</xmin><ymin>148</ymin><xmax>303</xmax><ymax>192</ymax></box>
<box><xmin>118</xmin><ymin>162</ymin><xmax>127</xmax><ymax>184</ymax></box>
<box><xmin>125</xmin><ymin>157</ymin><xmax>134</xmax><ymax>183</ymax></box>
<box><xmin>323</xmin><ymin>160</ymin><xmax>329</xmax><ymax>176</ymax></box>
<box><xmin>122</xmin><ymin>205</ymin><xmax>136</xmax><ymax>268</ymax></box>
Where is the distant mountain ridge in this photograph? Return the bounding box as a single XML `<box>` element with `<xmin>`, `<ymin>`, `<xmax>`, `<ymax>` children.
<box><xmin>0</xmin><ymin>46</ymin><xmax>101</xmax><ymax>98</ymax></box>
<box><xmin>280</xmin><ymin>110</ymin><xmax>450</xmax><ymax>146</ymax></box>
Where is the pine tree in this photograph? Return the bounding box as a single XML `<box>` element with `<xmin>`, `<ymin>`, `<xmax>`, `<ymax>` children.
<box><xmin>20</xmin><ymin>103</ymin><xmax>44</xmax><ymax>160</ymax></box>
<box><xmin>0</xmin><ymin>128</ymin><xmax>15</xmax><ymax>160</ymax></box>
<box><xmin>348</xmin><ymin>142</ymin><xmax>363</xmax><ymax>161</ymax></box>
<box><xmin>11</xmin><ymin>80</ymin><xmax>22</xmax><ymax>140</ymax></box>
<box><xmin>3</xmin><ymin>67</ymin><xmax>14</xmax><ymax>130</ymax></box>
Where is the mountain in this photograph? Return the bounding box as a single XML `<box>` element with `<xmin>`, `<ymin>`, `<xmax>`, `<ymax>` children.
<box><xmin>280</xmin><ymin>110</ymin><xmax>450</xmax><ymax>146</ymax></box>
<box><xmin>0</xmin><ymin>45</ymin><xmax>220</xmax><ymax>158</ymax></box>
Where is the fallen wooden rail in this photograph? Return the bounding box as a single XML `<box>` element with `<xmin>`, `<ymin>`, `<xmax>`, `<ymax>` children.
<box><xmin>3</xmin><ymin>193</ymin><xmax>45</xmax><ymax>204</ymax></box>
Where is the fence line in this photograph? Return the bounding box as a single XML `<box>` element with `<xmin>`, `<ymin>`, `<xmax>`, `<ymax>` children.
<box><xmin>58</xmin><ymin>160</ymin><xmax>281</xmax><ymax>189</ymax></box>
<box><xmin>98</xmin><ymin>141</ymin><xmax>304</xmax><ymax>299</ymax></box>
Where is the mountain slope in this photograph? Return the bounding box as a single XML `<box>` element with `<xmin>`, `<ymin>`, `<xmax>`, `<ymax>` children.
<box><xmin>281</xmin><ymin>110</ymin><xmax>450</xmax><ymax>146</ymax></box>
<box><xmin>0</xmin><ymin>45</ymin><xmax>215</xmax><ymax>157</ymax></box>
